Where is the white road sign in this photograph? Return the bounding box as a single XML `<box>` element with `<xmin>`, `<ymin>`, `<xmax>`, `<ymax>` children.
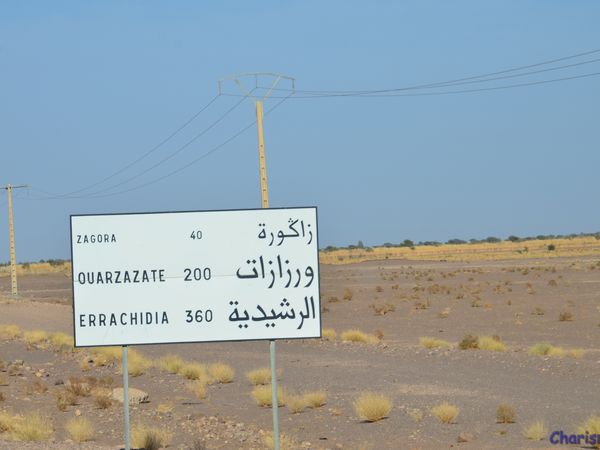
<box><xmin>70</xmin><ymin>207</ymin><xmax>320</xmax><ymax>347</ymax></box>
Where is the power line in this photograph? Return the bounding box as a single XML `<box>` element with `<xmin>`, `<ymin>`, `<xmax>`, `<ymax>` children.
<box><xmin>241</xmin><ymin>48</ymin><xmax>600</xmax><ymax>97</ymax></box>
<box><xmin>28</xmin><ymin>93</ymin><xmax>293</xmax><ymax>200</ymax></box>
<box><xmin>40</xmin><ymin>94</ymin><xmax>221</xmax><ymax>198</ymax></box>
<box><xmin>66</xmin><ymin>95</ymin><xmax>249</xmax><ymax>198</ymax></box>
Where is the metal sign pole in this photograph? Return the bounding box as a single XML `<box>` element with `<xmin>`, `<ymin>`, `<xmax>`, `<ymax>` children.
<box><xmin>122</xmin><ymin>345</ymin><xmax>131</xmax><ymax>450</ymax></box>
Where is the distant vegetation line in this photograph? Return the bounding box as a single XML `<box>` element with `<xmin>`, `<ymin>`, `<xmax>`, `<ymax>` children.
<box><xmin>0</xmin><ymin>232</ymin><xmax>599</xmax><ymax>271</ymax></box>
<box><xmin>322</xmin><ymin>231</ymin><xmax>600</xmax><ymax>253</ymax></box>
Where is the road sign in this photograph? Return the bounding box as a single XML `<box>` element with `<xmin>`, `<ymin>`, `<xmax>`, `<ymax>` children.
<box><xmin>70</xmin><ymin>207</ymin><xmax>320</xmax><ymax>347</ymax></box>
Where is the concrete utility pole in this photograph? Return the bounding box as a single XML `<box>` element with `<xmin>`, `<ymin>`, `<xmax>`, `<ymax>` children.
<box><xmin>2</xmin><ymin>184</ymin><xmax>28</xmax><ymax>297</ymax></box>
<box><xmin>218</xmin><ymin>73</ymin><xmax>295</xmax><ymax>450</ymax></box>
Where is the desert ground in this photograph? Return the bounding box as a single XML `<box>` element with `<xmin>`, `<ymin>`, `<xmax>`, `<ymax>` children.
<box><xmin>1</xmin><ymin>255</ymin><xmax>600</xmax><ymax>449</ymax></box>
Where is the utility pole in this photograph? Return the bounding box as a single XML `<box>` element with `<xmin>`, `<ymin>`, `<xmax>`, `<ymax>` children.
<box><xmin>218</xmin><ymin>73</ymin><xmax>295</xmax><ymax>450</ymax></box>
<box><xmin>2</xmin><ymin>184</ymin><xmax>28</xmax><ymax>297</ymax></box>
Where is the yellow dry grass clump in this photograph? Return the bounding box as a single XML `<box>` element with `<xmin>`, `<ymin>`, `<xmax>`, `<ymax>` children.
<box><xmin>304</xmin><ymin>391</ymin><xmax>327</xmax><ymax>408</ymax></box>
<box><xmin>0</xmin><ymin>412</ymin><xmax>16</xmax><ymax>433</ymax></box>
<box><xmin>155</xmin><ymin>354</ymin><xmax>185</xmax><ymax>374</ymax></box>
<box><xmin>251</xmin><ymin>385</ymin><xmax>286</xmax><ymax>407</ymax></box>
<box><xmin>180</xmin><ymin>362</ymin><xmax>212</xmax><ymax>384</ymax></box>
<box><xmin>523</xmin><ymin>421</ymin><xmax>547</xmax><ymax>440</ymax></box>
<box><xmin>208</xmin><ymin>362</ymin><xmax>235</xmax><ymax>383</ymax></box>
<box><xmin>528</xmin><ymin>342</ymin><xmax>584</xmax><ymax>359</ymax></box>
<box><xmin>10</xmin><ymin>413</ymin><xmax>54</xmax><ymax>441</ymax></box>
<box><xmin>131</xmin><ymin>424</ymin><xmax>172</xmax><ymax>449</ymax></box>
<box><xmin>353</xmin><ymin>392</ymin><xmax>392</xmax><ymax>422</ymax></box>
<box><xmin>263</xmin><ymin>431</ymin><xmax>299</xmax><ymax>450</ymax></box>
<box><xmin>478</xmin><ymin>336</ymin><xmax>507</xmax><ymax>352</ymax></box>
<box><xmin>431</xmin><ymin>402</ymin><xmax>460</xmax><ymax>424</ymax></box>
<box><xmin>419</xmin><ymin>337</ymin><xmax>452</xmax><ymax>349</ymax></box>
<box><xmin>286</xmin><ymin>394</ymin><xmax>307</xmax><ymax>414</ymax></box>
<box><xmin>23</xmin><ymin>330</ymin><xmax>49</xmax><ymax>346</ymax></box>
<box><xmin>49</xmin><ymin>332</ymin><xmax>75</xmax><ymax>352</ymax></box>
<box><xmin>322</xmin><ymin>328</ymin><xmax>337</xmax><ymax>341</ymax></box>
<box><xmin>125</xmin><ymin>350</ymin><xmax>152</xmax><ymax>377</ymax></box>
<box><xmin>187</xmin><ymin>380</ymin><xmax>207</xmax><ymax>400</ymax></box>
<box><xmin>341</xmin><ymin>329</ymin><xmax>380</xmax><ymax>344</ymax></box>
<box><xmin>246</xmin><ymin>367</ymin><xmax>274</xmax><ymax>386</ymax></box>
<box><xmin>90</xmin><ymin>346</ymin><xmax>122</xmax><ymax>366</ymax></box>
<box><xmin>65</xmin><ymin>417</ymin><xmax>94</xmax><ymax>442</ymax></box>
<box><xmin>0</xmin><ymin>324</ymin><xmax>21</xmax><ymax>340</ymax></box>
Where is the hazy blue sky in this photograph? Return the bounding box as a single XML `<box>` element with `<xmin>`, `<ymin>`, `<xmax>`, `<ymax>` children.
<box><xmin>1</xmin><ymin>1</ymin><xmax>599</xmax><ymax>261</ymax></box>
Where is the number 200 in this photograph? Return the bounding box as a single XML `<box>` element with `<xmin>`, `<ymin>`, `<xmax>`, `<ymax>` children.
<box><xmin>183</xmin><ymin>267</ymin><xmax>212</xmax><ymax>281</ymax></box>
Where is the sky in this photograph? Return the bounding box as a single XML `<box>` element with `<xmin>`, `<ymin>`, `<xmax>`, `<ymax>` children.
<box><xmin>1</xmin><ymin>1</ymin><xmax>599</xmax><ymax>261</ymax></box>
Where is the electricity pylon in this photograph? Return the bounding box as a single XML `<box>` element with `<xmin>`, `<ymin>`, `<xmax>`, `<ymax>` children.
<box><xmin>218</xmin><ymin>73</ymin><xmax>295</xmax><ymax>208</ymax></box>
<box><xmin>2</xmin><ymin>184</ymin><xmax>28</xmax><ymax>297</ymax></box>
<box><xmin>218</xmin><ymin>73</ymin><xmax>295</xmax><ymax>450</ymax></box>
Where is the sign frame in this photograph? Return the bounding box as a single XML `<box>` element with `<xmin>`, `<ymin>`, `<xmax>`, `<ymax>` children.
<box><xmin>69</xmin><ymin>206</ymin><xmax>321</xmax><ymax>348</ymax></box>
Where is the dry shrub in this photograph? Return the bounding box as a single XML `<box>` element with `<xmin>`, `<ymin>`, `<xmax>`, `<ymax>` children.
<box><xmin>407</xmin><ymin>408</ymin><xmax>423</xmax><ymax>423</ymax></box>
<box><xmin>375</xmin><ymin>285</ymin><xmax>384</xmax><ymax>293</ymax></box>
<box><xmin>529</xmin><ymin>343</ymin><xmax>584</xmax><ymax>359</ymax></box>
<box><xmin>66</xmin><ymin>376</ymin><xmax>92</xmax><ymax>397</ymax></box>
<box><xmin>304</xmin><ymin>391</ymin><xmax>327</xmax><ymax>408</ymax></box>
<box><xmin>157</xmin><ymin>403</ymin><xmax>174</xmax><ymax>414</ymax></box>
<box><xmin>23</xmin><ymin>330</ymin><xmax>49</xmax><ymax>347</ymax></box>
<box><xmin>559</xmin><ymin>311</ymin><xmax>574</xmax><ymax>322</ymax></box>
<box><xmin>25</xmin><ymin>380</ymin><xmax>48</xmax><ymax>395</ymax></box>
<box><xmin>90</xmin><ymin>347</ymin><xmax>121</xmax><ymax>366</ymax></box>
<box><xmin>181</xmin><ymin>362</ymin><xmax>211</xmax><ymax>384</ymax></box>
<box><xmin>262</xmin><ymin>431</ymin><xmax>298</xmax><ymax>450</ymax></box>
<box><xmin>156</xmin><ymin>354</ymin><xmax>185</xmax><ymax>374</ymax></box>
<box><xmin>370</xmin><ymin>303</ymin><xmax>395</xmax><ymax>315</ymax></box>
<box><xmin>131</xmin><ymin>424</ymin><xmax>172</xmax><ymax>450</ymax></box>
<box><xmin>342</xmin><ymin>288</ymin><xmax>353</xmax><ymax>301</ymax></box>
<box><xmin>528</xmin><ymin>342</ymin><xmax>553</xmax><ymax>357</ymax></box>
<box><xmin>414</xmin><ymin>300</ymin><xmax>430</xmax><ymax>310</ymax></box>
<box><xmin>322</xmin><ymin>328</ymin><xmax>337</xmax><ymax>341</ymax></box>
<box><xmin>251</xmin><ymin>385</ymin><xmax>285</xmax><ymax>407</ymax></box>
<box><xmin>79</xmin><ymin>358</ymin><xmax>91</xmax><ymax>372</ymax></box>
<box><xmin>341</xmin><ymin>329</ymin><xmax>379</xmax><ymax>344</ymax></box>
<box><xmin>496</xmin><ymin>404</ymin><xmax>516</xmax><ymax>423</ymax></box>
<box><xmin>458</xmin><ymin>334</ymin><xmax>479</xmax><ymax>350</ymax></box>
<box><xmin>49</xmin><ymin>332</ymin><xmax>74</xmax><ymax>352</ymax></box>
<box><xmin>478</xmin><ymin>336</ymin><xmax>507</xmax><ymax>352</ymax></box>
<box><xmin>523</xmin><ymin>421</ymin><xmax>547</xmax><ymax>440</ymax></box>
<box><xmin>208</xmin><ymin>362</ymin><xmax>234</xmax><ymax>383</ymax></box>
<box><xmin>65</xmin><ymin>417</ymin><xmax>94</xmax><ymax>442</ymax></box>
<box><xmin>187</xmin><ymin>381</ymin><xmax>207</xmax><ymax>400</ymax></box>
<box><xmin>431</xmin><ymin>402</ymin><xmax>459</xmax><ymax>424</ymax></box>
<box><xmin>0</xmin><ymin>391</ymin><xmax>5</xmax><ymax>402</ymax></box>
<box><xmin>548</xmin><ymin>279</ymin><xmax>558</xmax><ymax>286</ymax></box>
<box><xmin>419</xmin><ymin>337</ymin><xmax>451</xmax><ymax>349</ymax></box>
<box><xmin>10</xmin><ymin>413</ymin><xmax>53</xmax><ymax>441</ymax></box>
<box><xmin>126</xmin><ymin>351</ymin><xmax>152</xmax><ymax>377</ymax></box>
<box><xmin>0</xmin><ymin>324</ymin><xmax>21</xmax><ymax>340</ymax></box>
<box><xmin>531</xmin><ymin>307</ymin><xmax>545</xmax><ymax>316</ymax></box>
<box><xmin>327</xmin><ymin>296</ymin><xmax>340</xmax><ymax>303</ymax></box>
<box><xmin>92</xmin><ymin>388</ymin><xmax>113</xmax><ymax>409</ymax></box>
<box><xmin>353</xmin><ymin>392</ymin><xmax>392</xmax><ymax>422</ymax></box>
<box><xmin>246</xmin><ymin>368</ymin><xmax>273</xmax><ymax>385</ymax></box>
<box><xmin>0</xmin><ymin>412</ymin><xmax>16</xmax><ymax>433</ymax></box>
<box><xmin>286</xmin><ymin>394</ymin><xmax>306</xmax><ymax>414</ymax></box>
<box><xmin>55</xmin><ymin>389</ymin><xmax>78</xmax><ymax>411</ymax></box>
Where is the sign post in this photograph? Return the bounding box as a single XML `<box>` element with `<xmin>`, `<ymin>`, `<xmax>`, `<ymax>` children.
<box><xmin>122</xmin><ymin>346</ymin><xmax>130</xmax><ymax>450</ymax></box>
<box><xmin>70</xmin><ymin>207</ymin><xmax>321</xmax><ymax>448</ymax></box>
